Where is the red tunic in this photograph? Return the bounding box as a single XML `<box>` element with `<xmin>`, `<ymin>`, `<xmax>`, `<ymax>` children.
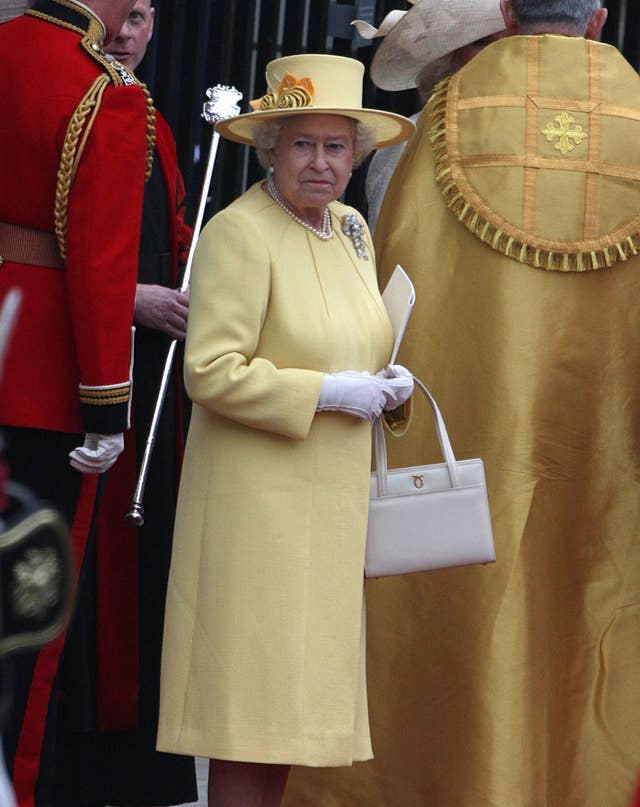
<box><xmin>0</xmin><ymin>4</ymin><xmax>153</xmax><ymax>805</ymax></box>
<box><xmin>0</xmin><ymin>2</ymin><xmax>150</xmax><ymax>434</ymax></box>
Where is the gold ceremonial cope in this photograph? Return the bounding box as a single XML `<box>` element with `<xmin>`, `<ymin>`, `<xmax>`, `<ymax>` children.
<box><xmin>337</xmin><ymin>33</ymin><xmax>640</xmax><ymax>807</ymax></box>
<box><xmin>430</xmin><ymin>34</ymin><xmax>640</xmax><ymax>271</ymax></box>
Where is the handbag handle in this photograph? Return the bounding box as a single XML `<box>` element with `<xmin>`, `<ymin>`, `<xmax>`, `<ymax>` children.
<box><xmin>373</xmin><ymin>376</ymin><xmax>460</xmax><ymax>496</ymax></box>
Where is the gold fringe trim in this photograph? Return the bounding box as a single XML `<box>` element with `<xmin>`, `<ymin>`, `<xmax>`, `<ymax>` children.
<box><xmin>429</xmin><ymin>76</ymin><xmax>640</xmax><ymax>272</ymax></box>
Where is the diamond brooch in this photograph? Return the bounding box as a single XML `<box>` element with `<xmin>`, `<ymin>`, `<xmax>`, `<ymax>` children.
<box><xmin>341</xmin><ymin>214</ymin><xmax>369</xmax><ymax>260</ymax></box>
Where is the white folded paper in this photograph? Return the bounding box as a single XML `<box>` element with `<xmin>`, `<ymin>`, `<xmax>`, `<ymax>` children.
<box><xmin>381</xmin><ymin>264</ymin><xmax>415</xmax><ymax>364</ymax></box>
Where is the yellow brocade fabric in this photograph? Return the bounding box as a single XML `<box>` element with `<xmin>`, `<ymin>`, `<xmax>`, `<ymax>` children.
<box><xmin>431</xmin><ymin>34</ymin><xmax>640</xmax><ymax>271</ymax></box>
<box><xmin>283</xmin><ymin>36</ymin><xmax>640</xmax><ymax>807</ymax></box>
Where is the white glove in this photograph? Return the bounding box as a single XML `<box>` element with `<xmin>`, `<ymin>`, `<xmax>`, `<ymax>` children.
<box><xmin>317</xmin><ymin>371</ymin><xmax>389</xmax><ymax>422</ymax></box>
<box><xmin>0</xmin><ymin>738</ymin><xmax>16</xmax><ymax>807</ymax></box>
<box><xmin>69</xmin><ymin>433</ymin><xmax>125</xmax><ymax>474</ymax></box>
<box><xmin>376</xmin><ymin>364</ymin><xmax>414</xmax><ymax>411</ymax></box>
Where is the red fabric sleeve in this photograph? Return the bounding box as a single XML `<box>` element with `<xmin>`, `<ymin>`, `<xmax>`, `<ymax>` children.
<box><xmin>64</xmin><ymin>83</ymin><xmax>149</xmax><ymax>432</ymax></box>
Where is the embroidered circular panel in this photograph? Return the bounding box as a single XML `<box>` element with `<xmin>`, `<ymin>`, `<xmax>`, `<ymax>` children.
<box><xmin>431</xmin><ymin>35</ymin><xmax>640</xmax><ymax>271</ymax></box>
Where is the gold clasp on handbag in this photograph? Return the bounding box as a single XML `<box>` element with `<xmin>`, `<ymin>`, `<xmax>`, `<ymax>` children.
<box><xmin>412</xmin><ymin>474</ymin><xmax>424</xmax><ymax>489</ymax></box>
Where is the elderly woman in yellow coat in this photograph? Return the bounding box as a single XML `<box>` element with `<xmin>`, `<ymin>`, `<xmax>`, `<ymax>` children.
<box><xmin>156</xmin><ymin>54</ymin><xmax>414</xmax><ymax>807</ymax></box>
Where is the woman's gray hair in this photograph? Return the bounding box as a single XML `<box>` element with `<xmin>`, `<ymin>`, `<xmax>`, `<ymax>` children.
<box><xmin>508</xmin><ymin>0</ymin><xmax>601</xmax><ymax>33</ymax></box>
<box><xmin>253</xmin><ymin>116</ymin><xmax>377</xmax><ymax>171</ymax></box>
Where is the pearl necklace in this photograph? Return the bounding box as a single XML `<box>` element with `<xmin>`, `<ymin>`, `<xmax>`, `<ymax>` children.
<box><xmin>266</xmin><ymin>176</ymin><xmax>333</xmax><ymax>241</ymax></box>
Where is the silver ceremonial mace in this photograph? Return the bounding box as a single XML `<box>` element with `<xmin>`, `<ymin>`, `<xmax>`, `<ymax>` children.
<box><xmin>125</xmin><ymin>85</ymin><xmax>243</xmax><ymax>526</ymax></box>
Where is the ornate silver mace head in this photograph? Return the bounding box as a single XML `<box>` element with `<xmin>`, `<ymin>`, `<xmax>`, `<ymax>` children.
<box><xmin>202</xmin><ymin>85</ymin><xmax>243</xmax><ymax>125</ymax></box>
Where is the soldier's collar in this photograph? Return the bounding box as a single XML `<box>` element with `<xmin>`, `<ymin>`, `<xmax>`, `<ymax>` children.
<box><xmin>27</xmin><ymin>0</ymin><xmax>105</xmax><ymax>45</ymax></box>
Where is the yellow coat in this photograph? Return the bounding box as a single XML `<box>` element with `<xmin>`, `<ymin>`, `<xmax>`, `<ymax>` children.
<box><xmin>157</xmin><ymin>183</ymin><xmax>393</xmax><ymax>767</ymax></box>
<box><xmin>285</xmin><ymin>36</ymin><xmax>640</xmax><ymax>806</ymax></box>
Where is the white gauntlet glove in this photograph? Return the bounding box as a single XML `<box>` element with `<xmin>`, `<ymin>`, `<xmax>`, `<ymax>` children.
<box><xmin>0</xmin><ymin>737</ymin><xmax>16</xmax><ymax>807</ymax></box>
<box><xmin>317</xmin><ymin>371</ymin><xmax>389</xmax><ymax>422</ymax></box>
<box><xmin>376</xmin><ymin>364</ymin><xmax>414</xmax><ymax>411</ymax></box>
<box><xmin>69</xmin><ymin>432</ymin><xmax>125</xmax><ymax>474</ymax></box>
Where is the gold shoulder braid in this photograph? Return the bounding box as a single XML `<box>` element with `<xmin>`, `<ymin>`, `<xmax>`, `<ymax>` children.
<box><xmin>429</xmin><ymin>47</ymin><xmax>640</xmax><ymax>273</ymax></box>
<box><xmin>54</xmin><ymin>73</ymin><xmax>109</xmax><ymax>260</ymax></box>
<box><xmin>55</xmin><ymin>40</ymin><xmax>156</xmax><ymax>259</ymax></box>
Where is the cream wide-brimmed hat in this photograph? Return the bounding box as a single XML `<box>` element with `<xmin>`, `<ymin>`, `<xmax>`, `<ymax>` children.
<box><xmin>353</xmin><ymin>0</ymin><xmax>505</xmax><ymax>92</ymax></box>
<box><xmin>215</xmin><ymin>53</ymin><xmax>415</xmax><ymax>148</ymax></box>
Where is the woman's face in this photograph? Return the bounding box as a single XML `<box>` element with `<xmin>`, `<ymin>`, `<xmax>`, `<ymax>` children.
<box><xmin>269</xmin><ymin>114</ymin><xmax>354</xmax><ymax>219</ymax></box>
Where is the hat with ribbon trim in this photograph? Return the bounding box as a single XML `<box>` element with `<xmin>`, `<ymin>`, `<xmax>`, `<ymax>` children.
<box><xmin>215</xmin><ymin>53</ymin><xmax>415</xmax><ymax>148</ymax></box>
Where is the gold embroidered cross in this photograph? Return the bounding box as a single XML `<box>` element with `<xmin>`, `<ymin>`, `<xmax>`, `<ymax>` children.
<box><xmin>541</xmin><ymin>111</ymin><xmax>587</xmax><ymax>155</ymax></box>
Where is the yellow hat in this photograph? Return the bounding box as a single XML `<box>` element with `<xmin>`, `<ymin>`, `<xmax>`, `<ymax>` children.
<box><xmin>215</xmin><ymin>53</ymin><xmax>415</xmax><ymax>148</ymax></box>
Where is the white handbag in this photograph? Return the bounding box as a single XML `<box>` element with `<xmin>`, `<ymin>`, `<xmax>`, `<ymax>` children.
<box><xmin>365</xmin><ymin>377</ymin><xmax>496</xmax><ymax>578</ymax></box>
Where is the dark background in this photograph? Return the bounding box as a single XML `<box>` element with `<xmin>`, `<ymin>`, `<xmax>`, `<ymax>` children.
<box><xmin>137</xmin><ymin>0</ymin><xmax>640</xmax><ymax>223</ymax></box>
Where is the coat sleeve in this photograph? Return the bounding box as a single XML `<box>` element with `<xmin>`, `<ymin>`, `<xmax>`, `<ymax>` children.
<box><xmin>184</xmin><ymin>206</ymin><xmax>324</xmax><ymax>440</ymax></box>
<box><xmin>64</xmin><ymin>82</ymin><xmax>148</xmax><ymax>434</ymax></box>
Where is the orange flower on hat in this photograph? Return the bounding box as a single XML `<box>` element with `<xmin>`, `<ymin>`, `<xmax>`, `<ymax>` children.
<box><xmin>249</xmin><ymin>73</ymin><xmax>315</xmax><ymax>111</ymax></box>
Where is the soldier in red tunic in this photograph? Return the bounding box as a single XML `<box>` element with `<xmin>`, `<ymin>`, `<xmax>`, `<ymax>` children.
<box><xmin>0</xmin><ymin>1</ymin><xmax>155</xmax><ymax>803</ymax></box>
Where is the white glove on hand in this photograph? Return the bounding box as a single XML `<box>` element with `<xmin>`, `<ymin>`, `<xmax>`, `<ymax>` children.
<box><xmin>0</xmin><ymin>736</ymin><xmax>16</xmax><ymax>807</ymax></box>
<box><xmin>376</xmin><ymin>364</ymin><xmax>414</xmax><ymax>411</ymax></box>
<box><xmin>69</xmin><ymin>433</ymin><xmax>125</xmax><ymax>474</ymax></box>
<box><xmin>317</xmin><ymin>371</ymin><xmax>389</xmax><ymax>422</ymax></box>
